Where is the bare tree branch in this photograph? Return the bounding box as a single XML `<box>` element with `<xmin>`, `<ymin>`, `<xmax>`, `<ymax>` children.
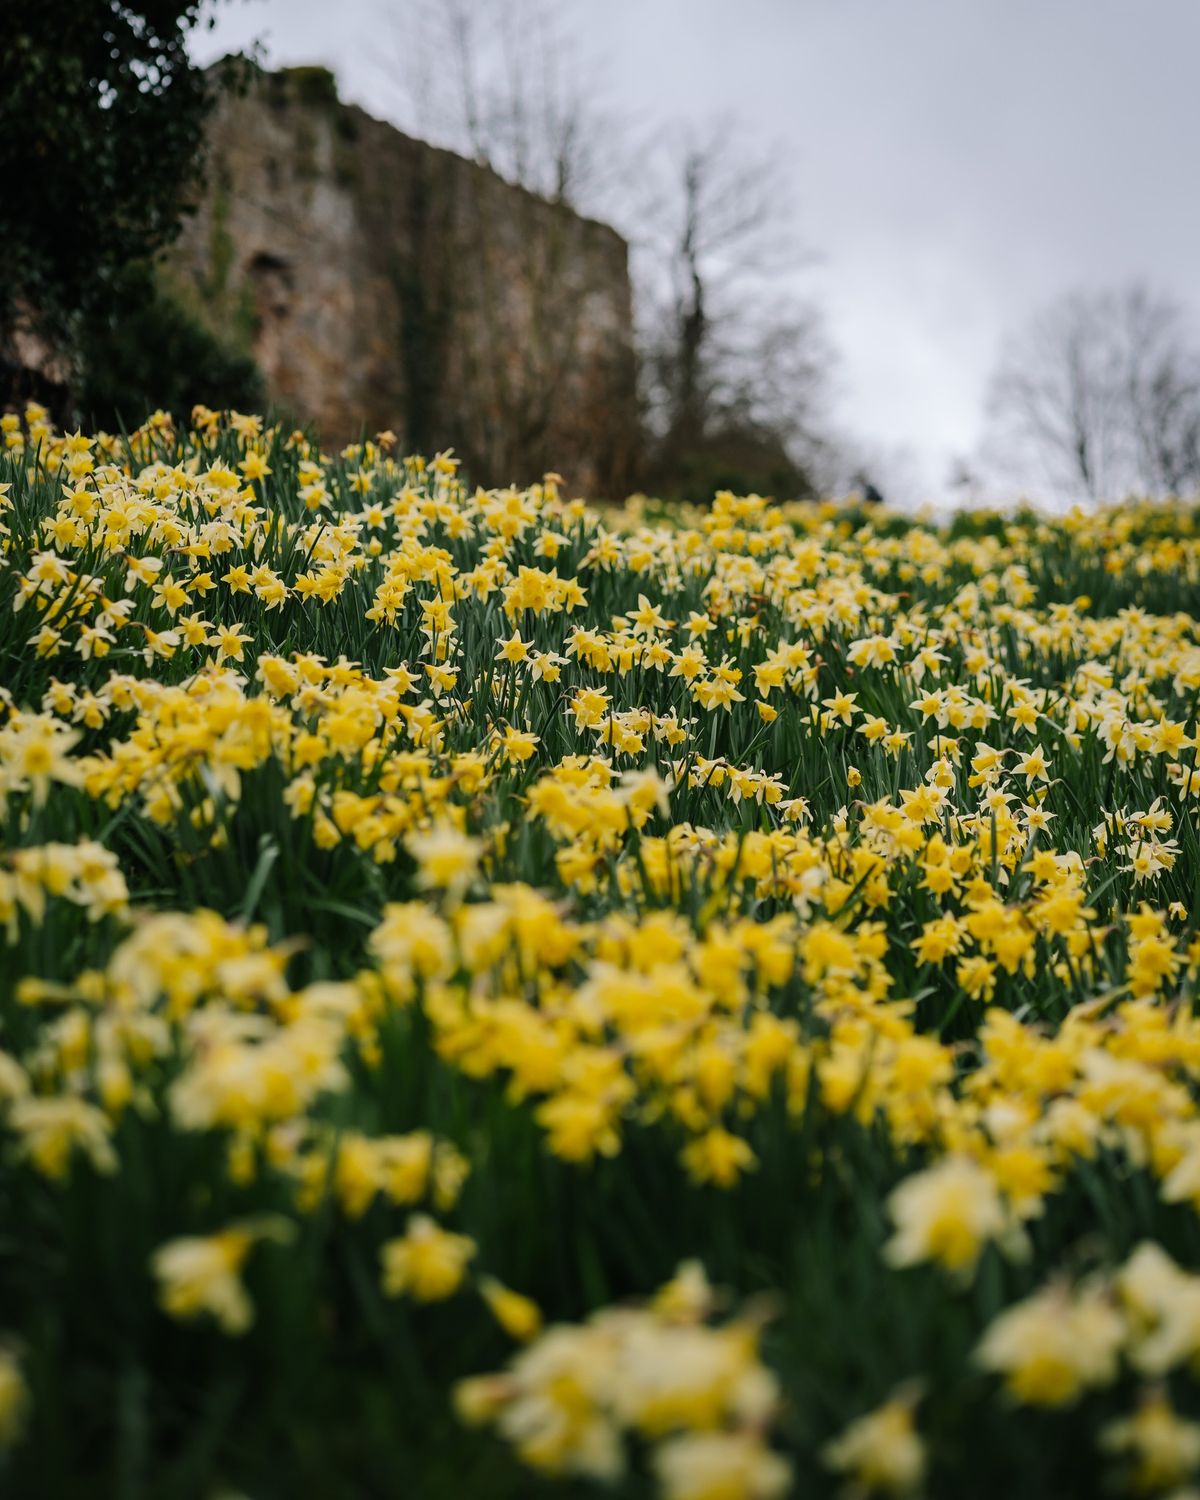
<box><xmin>984</xmin><ymin>284</ymin><xmax>1200</xmax><ymax>501</ymax></box>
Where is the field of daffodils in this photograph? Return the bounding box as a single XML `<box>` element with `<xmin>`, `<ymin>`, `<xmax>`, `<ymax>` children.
<box><xmin>3</xmin><ymin>403</ymin><xmax>1200</xmax><ymax>1499</ymax></box>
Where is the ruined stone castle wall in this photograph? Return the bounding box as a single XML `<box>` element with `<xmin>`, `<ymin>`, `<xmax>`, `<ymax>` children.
<box><xmin>169</xmin><ymin>67</ymin><xmax>637</xmax><ymax>495</ymax></box>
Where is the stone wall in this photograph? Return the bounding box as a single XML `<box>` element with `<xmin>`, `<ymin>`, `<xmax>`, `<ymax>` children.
<box><xmin>169</xmin><ymin>66</ymin><xmax>638</xmax><ymax>495</ymax></box>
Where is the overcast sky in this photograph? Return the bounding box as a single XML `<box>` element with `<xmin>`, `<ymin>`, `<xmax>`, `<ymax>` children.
<box><xmin>194</xmin><ymin>0</ymin><xmax>1200</xmax><ymax>504</ymax></box>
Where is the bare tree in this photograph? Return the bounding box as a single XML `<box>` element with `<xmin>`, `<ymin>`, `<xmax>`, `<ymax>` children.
<box><xmin>392</xmin><ymin>0</ymin><xmax>624</xmax><ymax>214</ymax></box>
<box><xmin>376</xmin><ymin>0</ymin><xmax>637</xmax><ymax>491</ymax></box>
<box><xmin>381</xmin><ymin>0</ymin><xmax>837</xmax><ymax>500</ymax></box>
<box><xmin>638</xmin><ymin>122</ymin><xmax>836</xmax><ymax>500</ymax></box>
<box><xmin>984</xmin><ymin>284</ymin><xmax>1200</xmax><ymax>501</ymax></box>
<box><xmin>1120</xmin><ymin>287</ymin><xmax>1200</xmax><ymax>495</ymax></box>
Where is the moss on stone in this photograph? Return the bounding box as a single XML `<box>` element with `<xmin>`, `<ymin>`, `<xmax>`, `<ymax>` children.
<box><xmin>272</xmin><ymin>66</ymin><xmax>339</xmax><ymax>109</ymax></box>
<box><xmin>206</xmin><ymin>172</ymin><xmax>235</xmax><ymax>300</ymax></box>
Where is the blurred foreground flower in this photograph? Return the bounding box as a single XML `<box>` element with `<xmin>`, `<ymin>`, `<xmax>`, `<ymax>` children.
<box><xmin>455</xmin><ymin>1261</ymin><xmax>790</xmax><ymax>1496</ymax></box>
<box><xmin>151</xmin><ymin>1216</ymin><xmax>295</xmax><ymax>1335</ymax></box>
<box><xmin>0</xmin><ymin>1346</ymin><xmax>28</xmax><ymax>1449</ymax></box>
